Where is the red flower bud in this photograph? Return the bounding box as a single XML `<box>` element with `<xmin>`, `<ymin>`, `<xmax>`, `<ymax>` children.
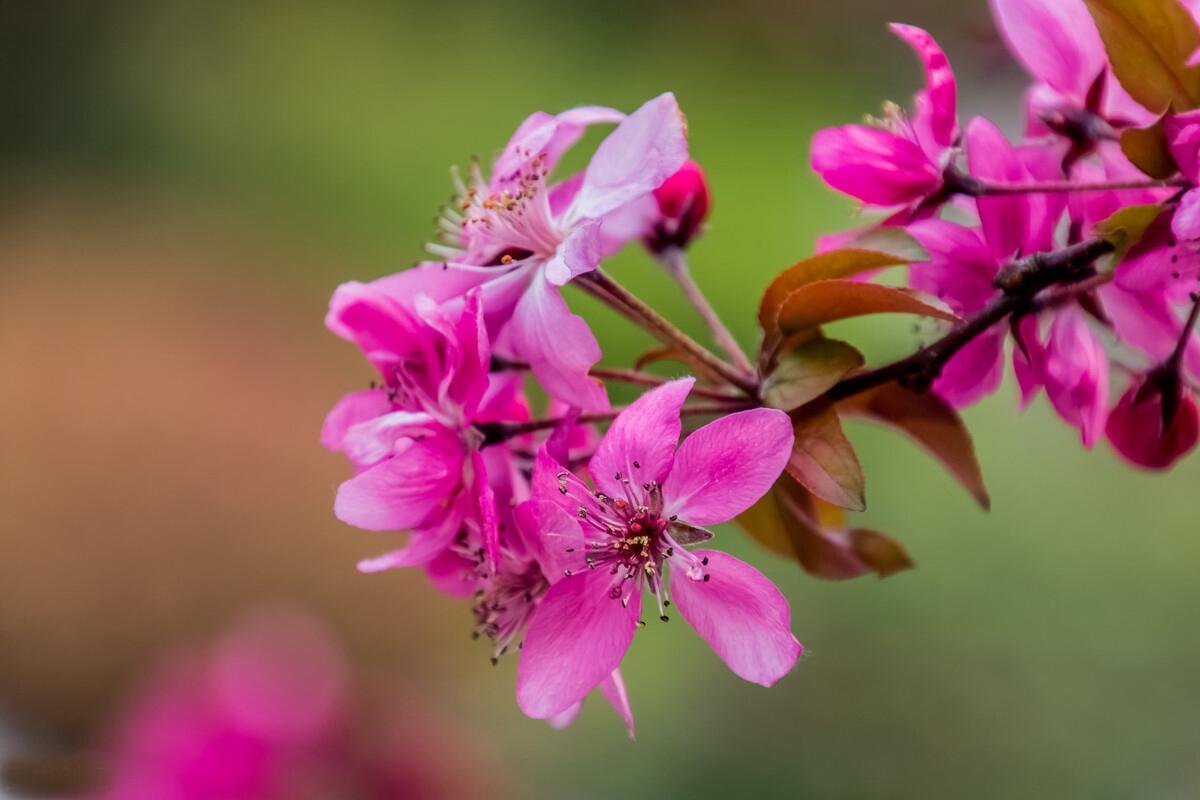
<box><xmin>646</xmin><ymin>160</ymin><xmax>711</xmax><ymax>253</ymax></box>
<box><xmin>1105</xmin><ymin>376</ymin><xmax>1199</xmax><ymax>470</ymax></box>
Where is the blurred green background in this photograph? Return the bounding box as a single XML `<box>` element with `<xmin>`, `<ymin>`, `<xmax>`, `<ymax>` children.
<box><xmin>2</xmin><ymin>1</ymin><xmax>1199</xmax><ymax>797</ymax></box>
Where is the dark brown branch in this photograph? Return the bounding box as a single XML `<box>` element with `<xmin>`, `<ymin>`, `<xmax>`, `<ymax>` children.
<box><xmin>827</xmin><ymin>238</ymin><xmax>1115</xmax><ymax>401</ymax></box>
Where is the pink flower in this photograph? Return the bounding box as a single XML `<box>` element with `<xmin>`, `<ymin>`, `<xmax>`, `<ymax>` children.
<box><xmin>989</xmin><ymin>0</ymin><xmax>1151</xmax><ymax>141</ymax></box>
<box><xmin>322</xmin><ymin>288</ymin><xmax>518</xmax><ymax>573</ymax></box>
<box><xmin>423</xmin><ymin>94</ymin><xmax>690</xmax><ymax>410</ymax></box>
<box><xmin>1039</xmin><ymin>307</ymin><xmax>1110</xmax><ymax>447</ymax></box>
<box><xmin>89</xmin><ymin>608</ymin><xmax>489</xmax><ymax>800</ymax></box>
<box><xmin>1107</xmin><ymin>374</ymin><xmax>1200</xmax><ymax>469</ymax></box>
<box><xmin>907</xmin><ymin>117</ymin><xmax>1060</xmax><ymax>407</ymax></box>
<box><xmin>514</xmin><ymin>379</ymin><xmax>801</xmax><ymax>721</ymax></box>
<box><xmin>811</xmin><ymin>24</ymin><xmax>957</xmax><ymax>210</ymax></box>
<box><xmin>644</xmin><ymin>159</ymin><xmax>711</xmax><ymax>253</ymax></box>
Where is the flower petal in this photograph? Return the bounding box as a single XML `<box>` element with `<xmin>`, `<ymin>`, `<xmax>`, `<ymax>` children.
<box><xmin>810</xmin><ymin>125</ymin><xmax>940</xmax><ymax>207</ymax></box>
<box><xmin>589</xmin><ymin>378</ymin><xmax>694</xmax><ymax>500</ymax></box>
<box><xmin>570</xmin><ymin>93</ymin><xmax>690</xmax><ymax>222</ymax></box>
<box><xmin>543</xmin><ymin>220</ymin><xmax>605</xmax><ymax>286</ymax></box>
<box><xmin>516</xmin><ymin>569</ymin><xmax>640</xmax><ymax>719</ymax></box>
<box><xmin>320</xmin><ymin>390</ymin><xmax>392</xmax><ymax>453</ymax></box>
<box><xmin>670</xmin><ymin>550</ymin><xmax>802</xmax><ymax>687</ymax></box>
<box><xmin>509</xmin><ymin>270</ymin><xmax>609</xmax><ymax>411</ymax></box>
<box><xmin>932</xmin><ymin>328</ymin><xmax>1006</xmax><ymax>408</ymax></box>
<box><xmin>662</xmin><ymin>408</ymin><xmax>793</xmax><ymax>526</ymax></box>
<box><xmin>988</xmin><ymin>0</ymin><xmax>1105</xmax><ymax>99</ymax></box>
<box><xmin>599</xmin><ymin>669</ymin><xmax>635</xmax><ymax>740</ymax></box>
<box><xmin>333</xmin><ymin>433</ymin><xmax>463</xmax><ymax>531</ymax></box>
<box><xmin>966</xmin><ymin>117</ymin><xmax>1032</xmax><ymax>262</ymax></box>
<box><xmin>889</xmin><ymin>23</ymin><xmax>958</xmax><ymax>152</ymax></box>
<box><xmin>1043</xmin><ymin>307</ymin><xmax>1109</xmax><ymax>447</ymax></box>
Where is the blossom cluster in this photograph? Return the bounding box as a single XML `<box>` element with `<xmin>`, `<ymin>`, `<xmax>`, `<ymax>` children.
<box><xmin>323</xmin><ymin>0</ymin><xmax>1200</xmax><ymax>736</ymax></box>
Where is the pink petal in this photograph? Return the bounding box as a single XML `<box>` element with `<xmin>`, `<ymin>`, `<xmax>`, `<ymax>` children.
<box><xmin>357</xmin><ymin>501</ymin><xmax>465</xmax><ymax>572</ymax></box>
<box><xmin>988</xmin><ymin>0</ymin><xmax>1105</xmax><ymax>99</ymax></box>
<box><xmin>1166</xmin><ymin>110</ymin><xmax>1200</xmax><ymax>182</ymax></box>
<box><xmin>516</xmin><ymin>568</ymin><xmax>641</xmax><ymax>719</ymax></box>
<box><xmin>509</xmin><ymin>270</ymin><xmax>609</xmax><ymax>411</ymax></box>
<box><xmin>333</xmin><ymin>433</ymin><xmax>464</xmax><ymax>531</ymax></box>
<box><xmin>341</xmin><ymin>411</ymin><xmax>437</xmax><ymax>469</ymax></box>
<box><xmin>546</xmin><ymin>702</ymin><xmax>583</xmax><ymax>730</ymax></box>
<box><xmin>514</xmin><ymin>497</ymin><xmax>586</xmax><ymax>584</ymax></box>
<box><xmin>811</xmin><ymin>125</ymin><xmax>941</xmax><ymax>207</ymax></box>
<box><xmin>599</xmin><ymin>669</ymin><xmax>635</xmax><ymax>740</ymax></box>
<box><xmin>1172</xmin><ymin>189</ymin><xmax>1200</xmax><ymax>242</ymax></box>
<box><xmin>670</xmin><ymin>550</ymin><xmax>802</xmax><ymax>687</ymax></box>
<box><xmin>492</xmin><ymin>107</ymin><xmax>624</xmax><ymax>191</ymax></box>
<box><xmin>966</xmin><ymin>116</ymin><xmax>1032</xmax><ymax>262</ymax></box>
<box><xmin>906</xmin><ymin>219</ymin><xmax>998</xmax><ymax>313</ymax></box>
<box><xmin>589</xmin><ymin>378</ymin><xmax>694</xmax><ymax>501</ymax></box>
<box><xmin>423</xmin><ymin>548</ymin><xmax>479</xmax><ymax>599</ymax></box>
<box><xmin>543</xmin><ymin>221</ymin><xmax>606</xmax><ymax>286</ymax></box>
<box><xmin>1042</xmin><ymin>307</ymin><xmax>1110</xmax><ymax>447</ymax></box>
<box><xmin>932</xmin><ymin>327</ymin><xmax>1006</xmax><ymax>408</ymax></box>
<box><xmin>320</xmin><ymin>390</ymin><xmax>392</xmax><ymax>453</ymax></box>
<box><xmin>1012</xmin><ymin>313</ymin><xmax>1047</xmax><ymax>407</ymax></box>
<box><xmin>662</xmin><ymin>408</ymin><xmax>794</xmax><ymax>526</ymax></box>
<box><xmin>471</xmin><ymin>450</ymin><xmax>500</xmax><ymax>571</ymax></box>
<box><xmin>889</xmin><ymin>23</ymin><xmax>958</xmax><ymax>153</ymax></box>
<box><xmin>570</xmin><ymin>93</ymin><xmax>690</xmax><ymax>223</ymax></box>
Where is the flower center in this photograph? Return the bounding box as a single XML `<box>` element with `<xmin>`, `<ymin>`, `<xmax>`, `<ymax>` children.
<box><xmin>471</xmin><ymin>556</ymin><xmax>548</xmax><ymax>664</ymax></box>
<box><xmin>429</xmin><ymin>151</ymin><xmax>564</xmax><ymax>264</ymax></box>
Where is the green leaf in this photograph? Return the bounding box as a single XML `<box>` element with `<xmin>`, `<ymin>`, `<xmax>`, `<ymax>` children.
<box><xmin>1083</xmin><ymin>0</ymin><xmax>1200</xmax><ymax>111</ymax></box>
<box><xmin>838</xmin><ymin>383</ymin><xmax>990</xmax><ymax>510</ymax></box>
<box><xmin>775</xmin><ymin>280</ymin><xmax>957</xmax><ymax>336</ymax></box>
<box><xmin>1093</xmin><ymin>203</ymin><xmax>1166</xmax><ymax>259</ymax></box>
<box><xmin>1120</xmin><ymin>118</ymin><xmax>1179</xmax><ymax>179</ymax></box>
<box><xmin>763</xmin><ymin>338</ymin><xmax>865</xmax><ymax>411</ymax></box>
<box><xmin>736</xmin><ymin>475</ymin><xmax>914</xmax><ymax>580</ymax></box>
<box><xmin>788</xmin><ymin>401</ymin><xmax>866</xmax><ymax>511</ymax></box>
<box><xmin>758</xmin><ymin>249</ymin><xmax>912</xmax><ymax>332</ymax></box>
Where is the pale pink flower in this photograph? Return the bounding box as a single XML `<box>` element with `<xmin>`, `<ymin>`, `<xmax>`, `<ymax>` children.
<box><xmin>514</xmin><ymin>379</ymin><xmax>801</xmax><ymax>721</ymax></box>
<box><xmin>423</xmin><ymin>94</ymin><xmax>690</xmax><ymax>410</ymax></box>
<box><xmin>811</xmin><ymin>24</ymin><xmax>957</xmax><ymax>210</ymax></box>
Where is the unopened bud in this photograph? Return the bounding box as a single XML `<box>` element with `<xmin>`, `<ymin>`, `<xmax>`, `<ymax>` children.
<box><xmin>1106</xmin><ymin>375</ymin><xmax>1199</xmax><ymax>470</ymax></box>
<box><xmin>645</xmin><ymin>160</ymin><xmax>711</xmax><ymax>253</ymax></box>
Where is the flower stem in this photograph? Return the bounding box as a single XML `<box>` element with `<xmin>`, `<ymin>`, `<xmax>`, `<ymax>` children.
<box><xmin>476</xmin><ymin>401</ymin><xmax>753</xmax><ymax>445</ymax></box>
<box><xmin>489</xmin><ymin>356</ymin><xmax>742</xmax><ymax>401</ymax></box>
<box><xmin>658</xmin><ymin>247</ymin><xmax>756</xmax><ymax>376</ymax></box>
<box><xmin>947</xmin><ymin>167</ymin><xmax>1186</xmax><ymax>197</ymax></box>
<box><xmin>576</xmin><ymin>270</ymin><xmax>761</xmax><ymax>397</ymax></box>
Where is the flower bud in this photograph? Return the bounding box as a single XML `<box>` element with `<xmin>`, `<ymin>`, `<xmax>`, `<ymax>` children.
<box><xmin>645</xmin><ymin>160</ymin><xmax>711</xmax><ymax>253</ymax></box>
<box><xmin>1105</xmin><ymin>376</ymin><xmax>1199</xmax><ymax>470</ymax></box>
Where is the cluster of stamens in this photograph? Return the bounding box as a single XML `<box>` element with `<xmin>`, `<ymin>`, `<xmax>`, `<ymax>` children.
<box><xmin>428</xmin><ymin>148</ymin><xmax>563</xmax><ymax>262</ymax></box>
<box><xmin>556</xmin><ymin>462</ymin><xmax>708</xmax><ymax>623</ymax></box>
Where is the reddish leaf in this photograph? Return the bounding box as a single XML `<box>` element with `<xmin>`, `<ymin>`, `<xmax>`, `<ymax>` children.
<box><xmin>634</xmin><ymin>345</ymin><xmax>724</xmax><ymax>385</ymax></box>
<box><xmin>758</xmin><ymin>249</ymin><xmax>911</xmax><ymax>331</ymax></box>
<box><xmin>838</xmin><ymin>383</ymin><xmax>990</xmax><ymax>510</ymax></box>
<box><xmin>788</xmin><ymin>401</ymin><xmax>866</xmax><ymax>511</ymax></box>
<box><xmin>736</xmin><ymin>474</ymin><xmax>914</xmax><ymax>580</ymax></box>
<box><xmin>775</xmin><ymin>280</ymin><xmax>956</xmax><ymax>336</ymax></box>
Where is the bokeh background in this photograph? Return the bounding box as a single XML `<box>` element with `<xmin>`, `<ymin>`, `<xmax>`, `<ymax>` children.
<box><xmin>3</xmin><ymin>1</ymin><xmax>1200</xmax><ymax>797</ymax></box>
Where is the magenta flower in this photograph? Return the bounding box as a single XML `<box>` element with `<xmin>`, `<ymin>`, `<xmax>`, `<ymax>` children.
<box><xmin>989</xmin><ymin>0</ymin><xmax>1150</xmax><ymax>141</ymax></box>
<box><xmin>423</xmin><ymin>94</ymin><xmax>690</xmax><ymax>410</ymax></box>
<box><xmin>1107</xmin><ymin>374</ymin><xmax>1200</xmax><ymax>470</ymax></box>
<box><xmin>811</xmin><ymin>23</ymin><xmax>957</xmax><ymax>210</ymax></box>
<box><xmin>514</xmin><ymin>378</ymin><xmax>801</xmax><ymax>721</ymax></box>
<box><xmin>322</xmin><ymin>287</ymin><xmax>517</xmax><ymax>572</ymax></box>
<box><xmin>907</xmin><ymin>117</ymin><xmax>1060</xmax><ymax>407</ymax></box>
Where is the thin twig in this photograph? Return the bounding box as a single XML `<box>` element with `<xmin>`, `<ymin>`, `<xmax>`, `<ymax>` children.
<box><xmin>477</xmin><ymin>401</ymin><xmax>753</xmax><ymax>444</ymax></box>
<box><xmin>659</xmin><ymin>247</ymin><xmax>756</xmax><ymax>376</ymax></box>
<box><xmin>576</xmin><ymin>270</ymin><xmax>760</xmax><ymax>397</ymax></box>
<box><xmin>489</xmin><ymin>357</ymin><xmax>742</xmax><ymax>401</ymax></box>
